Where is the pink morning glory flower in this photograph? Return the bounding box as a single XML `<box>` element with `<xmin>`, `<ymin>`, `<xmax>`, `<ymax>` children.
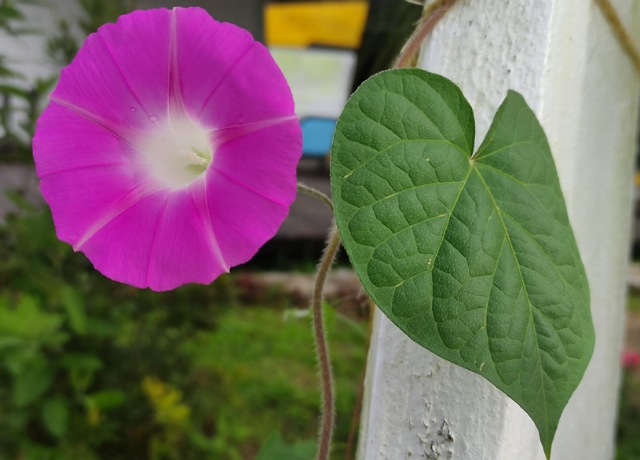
<box><xmin>622</xmin><ymin>350</ymin><xmax>640</xmax><ymax>369</ymax></box>
<box><xmin>33</xmin><ymin>7</ymin><xmax>302</xmax><ymax>291</ymax></box>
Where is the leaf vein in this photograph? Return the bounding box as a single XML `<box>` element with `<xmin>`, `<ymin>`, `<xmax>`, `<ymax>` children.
<box><xmin>472</xmin><ymin>168</ymin><xmax>551</xmax><ymax>433</ymax></box>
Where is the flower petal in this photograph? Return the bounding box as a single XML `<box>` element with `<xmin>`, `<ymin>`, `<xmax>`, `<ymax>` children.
<box><xmin>212</xmin><ymin>119</ymin><xmax>302</xmax><ymax>204</ymax></box>
<box><xmin>95</xmin><ymin>8</ymin><xmax>172</xmax><ymax>120</ymax></box>
<box><xmin>174</xmin><ymin>7</ymin><xmax>294</xmax><ymax>129</ymax></box>
<box><xmin>174</xmin><ymin>8</ymin><xmax>254</xmax><ymax>123</ymax></box>
<box><xmin>79</xmin><ymin>192</ymin><xmax>170</xmax><ymax>288</ymax></box>
<box><xmin>145</xmin><ymin>187</ymin><xmax>229</xmax><ymax>290</ymax></box>
<box><xmin>52</xmin><ymin>8</ymin><xmax>172</xmax><ymax>136</ymax></box>
<box><xmin>34</xmin><ymin>102</ymin><xmax>133</xmax><ymax>177</ymax></box>
<box><xmin>78</xmin><ymin>185</ymin><xmax>229</xmax><ymax>291</ymax></box>
<box><xmin>201</xmin><ymin>41</ymin><xmax>296</xmax><ymax>128</ymax></box>
<box><xmin>41</xmin><ymin>167</ymin><xmax>160</xmax><ymax>250</ymax></box>
<box><xmin>34</xmin><ymin>103</ymin><xmax>156</xmax><ymax>247</ymax></box>
<box><xmin>206</xmin><ymin>171</ymin><xmax>291</xmax><ymax>268</ymax></box>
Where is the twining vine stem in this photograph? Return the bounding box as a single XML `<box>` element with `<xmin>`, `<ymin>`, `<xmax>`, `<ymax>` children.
<box><xmin>312</xmin><ymin>225</ymin><xmax>342</xmax><ymax>460</ymax></box>
<box><xmin>297</xmin><ymin>182</ymin><xmax>340</xmax><ymax>460</ymax></box>
<box><xmin>394</xmin><ymin>0</ymin><xmax>460</xmax><ymax>69</ymax></box>
<box><xmin>594</xmin><ymin>0</ymin><xmax>640</xmax><ymax>74</ymax></box>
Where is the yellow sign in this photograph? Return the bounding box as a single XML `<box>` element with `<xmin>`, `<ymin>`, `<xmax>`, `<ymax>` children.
<box><xmin>265</xmin><ymin>1</ymin><xmax>369</xmax><ymax>49</ymax></box>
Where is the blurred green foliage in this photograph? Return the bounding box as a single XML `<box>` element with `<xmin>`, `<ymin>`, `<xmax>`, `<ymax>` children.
<box><xmin>0</xmin><ymin>206</ymin><xmax>367</xmax><ymax>459</ymax></box>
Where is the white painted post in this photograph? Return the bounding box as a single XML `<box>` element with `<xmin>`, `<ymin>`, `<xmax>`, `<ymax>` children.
<box><xmin>356</xmin><ymin>1</ymin><xmax>640</xmax><ymax>459</ymax></box>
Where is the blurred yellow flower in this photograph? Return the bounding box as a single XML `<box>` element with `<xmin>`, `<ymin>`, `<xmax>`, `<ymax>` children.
<box><xmin>142</xmin><ymin>376</ymin><xmax>191</xmax><ymax>428</ymax></box>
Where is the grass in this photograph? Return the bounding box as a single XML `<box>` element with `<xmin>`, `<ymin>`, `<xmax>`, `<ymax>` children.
<box><xmin>179</xmin><ymin>304</ymin><xmax>368</xmax><ymax>460</ymax></box>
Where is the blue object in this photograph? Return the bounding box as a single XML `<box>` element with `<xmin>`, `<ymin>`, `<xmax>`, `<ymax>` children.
<box><xmin>301</xmin><ymin>117</ymin><xmax>336</xmax><ymax>157</ymax></box>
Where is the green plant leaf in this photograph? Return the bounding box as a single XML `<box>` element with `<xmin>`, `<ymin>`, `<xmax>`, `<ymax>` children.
<box><xmin>255</xmin><ymin>431</ymin><xmax>316</xmax><ymax>460</ymax></box>
<box><xmin>60</xmin><ymin>284</ymin><xmax>88</xmax><ymax>335</ymax></box>
<box><xmin>0</xmin><ymin>5</ymin><xmax>23</xmax><ymax>21</ymax></box>
<box><xmin>0</xmin><ymin>295</ymin><xmax>63</xmax><ymax>341</ymax></box>
<box><xmin>42</xmin><ymin>397</ymin><xmax>69</xmax><ymax>438</ymax></box>
<box><xmin>330</xmin><ymin>68</ymin><xmax>594</xmax><ymax>457</ymax></box>
<box><xmin>61</xmin><ymin>353</ymin><xmax>102</xmax><ymax>393</ymax></box>
<box><xmin>12</xmin><ymin>353</ymin><xmax>54</xmax><ymax>407</ymax></box>
<box><xmin>0</xmin><ymin>84</ymin><xmax>30</xmax><ymax>99</ymax></box>
<box><xmin>87</xmin><ymin>389</ymin><xmax>126</xmax><ymax>410</ymax></box>
<box><xmin>5</xmin><ymin>190</ymin><xmax>37</xmax><ymax>212</ymax></box>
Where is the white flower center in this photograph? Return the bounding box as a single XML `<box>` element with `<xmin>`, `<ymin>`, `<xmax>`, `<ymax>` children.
<box><xmin>139</xmin><ymin>116</ymin><xmax>212</xmax><ymax>188</ymax></box>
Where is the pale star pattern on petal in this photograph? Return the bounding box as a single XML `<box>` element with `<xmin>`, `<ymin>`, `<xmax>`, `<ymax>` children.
<box><xmin>33</xmin><ymin>7</ymin><xmax>302</xmax><ymax>291</ymax></box>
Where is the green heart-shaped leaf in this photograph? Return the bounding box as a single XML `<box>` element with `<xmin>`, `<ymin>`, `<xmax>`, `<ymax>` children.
<box><xmin>330</xmin><ymin>69</ymin><xmax>594</xmax><ymax>457</ymax></box>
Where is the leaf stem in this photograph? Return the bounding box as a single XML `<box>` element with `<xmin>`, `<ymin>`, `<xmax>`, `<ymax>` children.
<box><xmin>297</xmin><ymin>182</ymin><xmax>334</xmax><ymax>212</ymax></box>
<box><xmin>313</xmin><ymin>224</ymin><xmax>341</xmax><ymax>460</ymax></box>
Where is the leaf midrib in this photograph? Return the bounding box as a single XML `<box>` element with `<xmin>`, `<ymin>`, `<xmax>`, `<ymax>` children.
<box><xmin>470</xmin><ymin>165</ymin><xmax>551</xmax><ymax>438</ymax></box>
<box><xmin>475</xmin><ymin>162</ymin><xmax>577</xmax><ymax>308</ymax></box>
